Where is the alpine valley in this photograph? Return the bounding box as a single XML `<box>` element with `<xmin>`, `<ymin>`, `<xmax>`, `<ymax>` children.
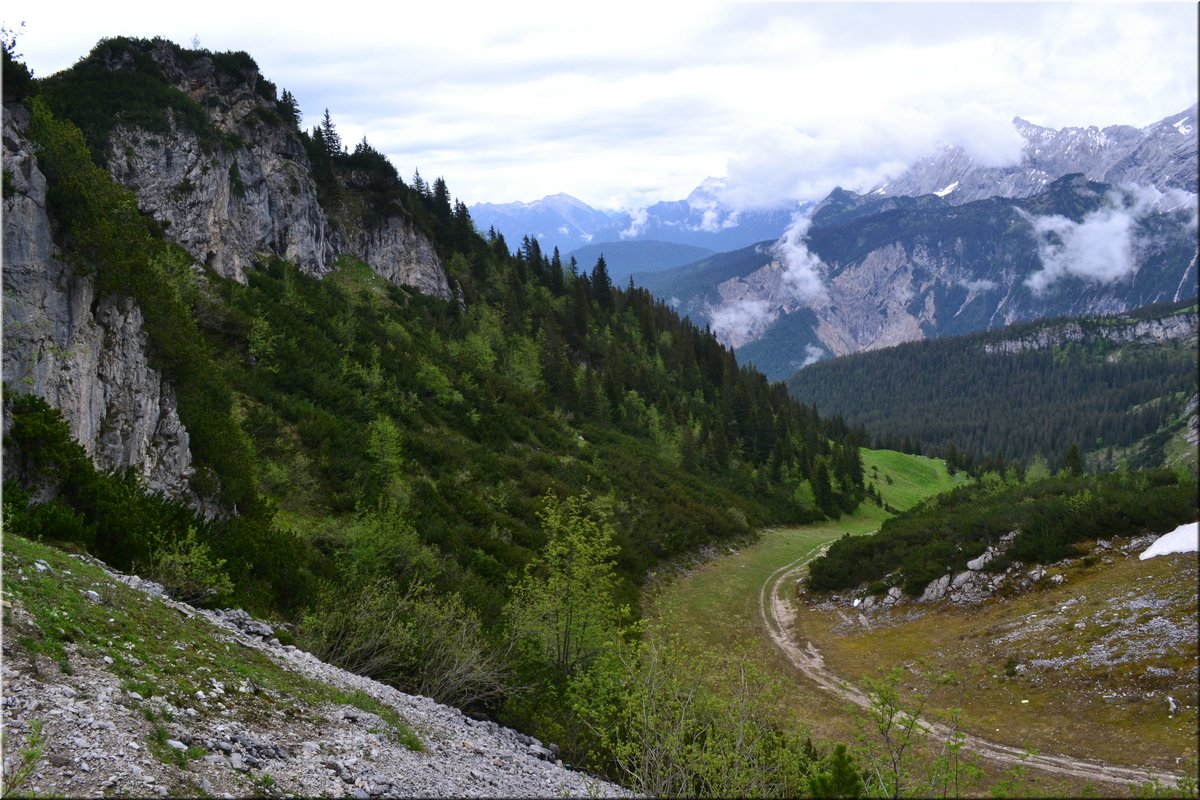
<box><xmin>2</xmin><ymin>35</ymin><xmax>1197</xmax><ymax>800</ymax></box>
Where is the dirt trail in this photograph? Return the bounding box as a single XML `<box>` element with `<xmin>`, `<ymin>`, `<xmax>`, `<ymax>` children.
<box><xmin>758</xmin><ymin>545</ymin><xmax>1185</xmax><ymax>788</ymax></box>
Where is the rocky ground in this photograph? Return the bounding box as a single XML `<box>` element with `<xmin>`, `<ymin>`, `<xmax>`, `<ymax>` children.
<box><xmin>1</xmin><ymin>540</ymin><xmax>630</xmax><ymax>798</ymax></box>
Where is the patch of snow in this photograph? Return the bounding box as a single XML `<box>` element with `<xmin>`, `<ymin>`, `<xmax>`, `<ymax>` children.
<box><xmin>934</xmin><ymin>181</ymin><xmax>959</xmax><ymax>198</ymax></box>
<box><xmin>1173</xmin><ymin>119</ymin><xmax>1193</xmax><ymax>136</ymax></box>
<box><xmin>1140</xmin><ymin>522</ymin><xmax>1199</xmax><ymax>560</ymax></box>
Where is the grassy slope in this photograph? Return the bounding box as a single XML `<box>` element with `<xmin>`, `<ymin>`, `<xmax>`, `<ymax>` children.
<box><xmin>791</xmin><ymin>543</ymin><xmax>1199</xmax><ymax>778</ymax></box>
<box><xmin>648</xmin><ymin>449</ymin><xmax>951</xmax><ymax>732</ymax></box>
<box><xmin>860</xmin><ymin>448</ymin><xmax>969</xmax><ymax>511</ymax></box>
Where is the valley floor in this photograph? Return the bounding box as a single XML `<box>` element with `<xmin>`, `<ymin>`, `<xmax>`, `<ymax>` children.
<box><xmin>650</xmin><ymin>506</ymin><xmax>1199</xmax><ymax>797</ymax></box>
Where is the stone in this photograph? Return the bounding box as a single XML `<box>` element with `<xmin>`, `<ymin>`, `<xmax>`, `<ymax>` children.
<box><xmin>966</xmin><ymin>548</ymin><xmax>995</xmax><ymax>571</ymax></box>
<box><xmin>165</xmin><ymin>739</ymin><xmax>187</xmax><ymax>751</ymax></box>
<box><xmin>919</xmin><ymin>574</ymin><xmax>951</xmax><ymax>603</ymax></box>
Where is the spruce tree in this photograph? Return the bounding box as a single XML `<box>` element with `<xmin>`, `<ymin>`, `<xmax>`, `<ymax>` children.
<box><xmin>320</xmin><ymin>108</ymin><xmax>341</xmax><ymax>158</ymax></box>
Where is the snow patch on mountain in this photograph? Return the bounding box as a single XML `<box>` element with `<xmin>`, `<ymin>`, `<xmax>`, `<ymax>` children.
<box><xmin>934</xmin><ymin>181</ymin><xmax>960</xmax><ymax>198</ymax></box>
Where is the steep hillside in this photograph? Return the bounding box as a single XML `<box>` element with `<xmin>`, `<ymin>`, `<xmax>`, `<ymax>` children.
<box><xmin>2</xmin><ymin>38</ymin><xmax>868</xmax><ymax>778</ymax></box>
<box><xmin>36</xmin><ymin>37</ymin><xmax>449</xmax><ymax>295</ymax></box>
<box><xmin>786</xmin><ymin>302</ymin><xmax>1199</xmax><ymax>470</ymax></box>
<box><xmin>1</xmin><ymin>534</ymin><xmax>627</xmax><ymax>798</ymax></box>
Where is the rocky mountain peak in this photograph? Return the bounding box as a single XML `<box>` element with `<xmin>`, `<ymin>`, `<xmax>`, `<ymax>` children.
<box><xmin>874</xmin><ymin>106</ymin><xmax>1198</xmax><ymax>206</ymax></box>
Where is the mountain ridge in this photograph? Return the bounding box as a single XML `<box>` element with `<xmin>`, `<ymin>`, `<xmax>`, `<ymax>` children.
<box><xmin>643</xmin><ymin>170</ymin><xmax>1197</xmax><ymax>379</ymax></box>
<box><xmin>872</xmin><ymin>105</ymin><xmax>1199</xmax><ymax>205</ymax></box>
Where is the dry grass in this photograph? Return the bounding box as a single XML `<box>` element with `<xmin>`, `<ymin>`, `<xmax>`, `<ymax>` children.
<box><xmin>793</xmin><ymin>542</ymin><xmax>1199</xmax><ymax>776</ymax></box>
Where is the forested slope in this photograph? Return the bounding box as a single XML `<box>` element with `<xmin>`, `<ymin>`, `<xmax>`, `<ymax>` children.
<box><xmin>786</xmin><ymin>301</ymin><xmax>1199</xmax><ymax>471</ymax></box>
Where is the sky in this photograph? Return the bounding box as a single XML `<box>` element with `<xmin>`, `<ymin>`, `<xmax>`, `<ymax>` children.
<box><xmin>7</xmin><ymin>1</ymin><xmax>1198</xmax><ymax>212</ymax></box>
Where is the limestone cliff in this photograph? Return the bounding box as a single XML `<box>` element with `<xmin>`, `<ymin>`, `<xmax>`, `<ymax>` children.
<box><xmin>3</xmin><ymin>38</ymin><xmax>454</xmax><ymax>508</ymax></box>
<box><xmin>85</xmin><ymin>38</ymin><xmax>450</xmax><ymax>299</ymax></box>
<box><xmin>3</xmin><ymin>104</ymin><xmax>198</xmax><ymax>505</ymax></box>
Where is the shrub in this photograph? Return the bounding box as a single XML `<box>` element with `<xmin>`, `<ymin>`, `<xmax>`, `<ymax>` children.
<box><xmin>297</xmin><ymin>576</ymin><xmax>512</xmax><ymax>710</ymax></box>
<box><xmin>138</xmin><ymin>527</ymin><xmax>234</xmax><ymax>606</ymax></box>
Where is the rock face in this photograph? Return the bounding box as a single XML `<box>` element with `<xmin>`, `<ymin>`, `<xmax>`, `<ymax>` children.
<box><xmin>980</xmin><ymin>313</ymin><xmax>1199</xmax><ymax>356</ymax></box>
<box><xmin>3</xmin><ymin>39</ymin><xmax>455</xmax><ymax>508</ymax></box>
<box><xmin>873</xmin><ymin>105</ymin><xmax>1199</xmax><ymax>205</ymax></box>
<box><xmin>338</xmin><ymin>214</ymin><xmax>452</xmax><ymax>301</ymax></box>
<box><xmin>95</xmin><ymin>39</ymin><xmax>449</xmax><ymax>300</ymax></box>
<box><xmin>2</xmin><ymin>104</ymin><xmax>198</xmax><ymax>505</ymax></box>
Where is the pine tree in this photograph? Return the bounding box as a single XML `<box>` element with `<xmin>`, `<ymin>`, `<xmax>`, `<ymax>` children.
<box><xmin>279</xmin><ymin>89</ymin><xmax>301</xmax><ymax>128</ymax></box>
<box><xmin>591</xmin><ymin>255</ymin><xmax>613</xmax><ymax>310</ymax></box>
<box><xmin>1061</xmin><ymin>442</ymin><xmax>1084</xmax><ymax>476</ymax></box>
<box><xmin>320</xmin><ymin>108</ymin><xmax>342</xmax><ymax>158</ymax></box>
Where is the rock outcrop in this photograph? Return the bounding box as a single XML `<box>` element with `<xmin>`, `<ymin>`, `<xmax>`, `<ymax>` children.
<box><xmin>3</xmin><ymin>39</ymin><xmax>455</xmax><ymax>508</ymax></box>
<box><xmin>2</xmin><ymin>104</ymin><xmax>198</xmax><ymax>505</ymax></box>
<box><xmin>94</xmin><ymin>39</ymin><xmax>451</xmax><ymax>300</ymax></box>
<box><xmin>981</xmin><ymin>311</ymin><xmax>1199</xmax><ymax>356</ymax></box>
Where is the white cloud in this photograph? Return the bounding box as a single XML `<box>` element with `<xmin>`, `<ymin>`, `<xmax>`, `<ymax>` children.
<box><xmin>620</xmin><ymin>208</ymin><xmax>648</xmax><ymax>239</ymax></box>
<box><xmin>800</xmin><ymin>344</ymin><xmax>825</xmax><ymax>368</ymax></box>
<box><xmin>709</xmin><ymin>298</ymin><xmax>776</xmax><ymax>348</ymax></box>
<box><xmin>13</xmin><ymin>1</ymin><xmax>1197</xmax><ymax>208</ymax></box>
<box><xmin>960</xmin><ymin>278</ymin><xmax>998</xmax><ymax>292</ymax></box>
<box><xmin>1024</xmin><ymin>186</ymin><xmax>1199</xmax><ymax>294</ymax></box>
<box><xmin>773</xmin><ymin>215</ymin><xmax>829</xmax><ymax>303</ymax></box>
<box><xmin>940</xmin><ymin>103</ymin><xmax>1026</xmax><ymax>168</ymax></box>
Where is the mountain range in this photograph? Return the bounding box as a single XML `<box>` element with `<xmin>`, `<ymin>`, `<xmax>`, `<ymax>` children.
<box><xmin>871</xmin><ymin>106</ymin><xmax>1198</xmax><ymax>204</ymax></box>
<box><xmin>470</xmin><ymin>178</ymin><xmax>808</xmax><ymax>257</ymax></box>
<box><xmin>633</xmin><ymin>107</ymin><xmax>1199</xmax><ymax>380</ymax></box>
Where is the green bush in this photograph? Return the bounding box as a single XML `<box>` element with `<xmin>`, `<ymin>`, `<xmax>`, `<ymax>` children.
<box><xmin>297</xmin><ymin>576</ymin><xmax>512</xmax><ymax>710</ymax></box>
<box><xmin>137</xmin><ymin>527</ymin><xmax>234</xmax><ymax>606</ymax></box>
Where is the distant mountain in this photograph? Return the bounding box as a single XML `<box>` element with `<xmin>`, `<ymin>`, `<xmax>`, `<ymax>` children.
<box><xmin>469</xmin><ymin>192</ymin><xmax>618</xmax><ymax>253</ymax></box>
<box><xmin>470</xmin><ymin>179</ymin><xmax>809</xmax><ymax>255</ymax></box>
<box><xmin>871</xmin><ymin>105</ymin><xmax>1198</xmax><ymax>204</ymax></box>
<box><xmin>564</xmin><ymin>240</ymin><xmax>714</xmax><ymax>284</ymax></box>
<box><xmin>642</xmin><ymin>173</ymin><xmax>1198</xmax><ymax>380</ymax></box>
<box><xmin>785</xmin><ymin>300</ymin><xmax>1199</xmax><ymax>471</ymax></box>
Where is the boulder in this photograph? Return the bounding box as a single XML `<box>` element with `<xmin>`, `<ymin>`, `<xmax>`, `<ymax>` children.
<box><xmin>919</xmin><ymin>574</ymin><xmax>951</xmax><ymax>603</ymax></box>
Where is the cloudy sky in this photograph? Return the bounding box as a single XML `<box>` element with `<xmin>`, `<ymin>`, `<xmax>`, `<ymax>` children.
<box><xmin>8</xmin><ymin>1</ymin><xmax>1198</xmax><ymax>211</ymax></box>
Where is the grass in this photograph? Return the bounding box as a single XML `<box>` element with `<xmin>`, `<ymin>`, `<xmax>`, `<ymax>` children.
<box><xmin>792</xmin><ymin>544</ymin><xmax>1200</xmax><ymax>776</ymax></box>
<box><xmin>2</xmin><ymin>534</ymin><xmax>424</xmax><ymax>757</ymax></box>
<box><xmin>861</xmin><ymin>448</ymin><xmax>971</xmax><ymax>512</ymax></box>
<box><xmin>647</xmin><ymin>451</ymin><xmax>1199</xmax><ymax>796</ymax></box>
<box><xmin>650</xmin><ymin>449</ymin><xmax>950</xmax><ymax>678</ymax></box>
